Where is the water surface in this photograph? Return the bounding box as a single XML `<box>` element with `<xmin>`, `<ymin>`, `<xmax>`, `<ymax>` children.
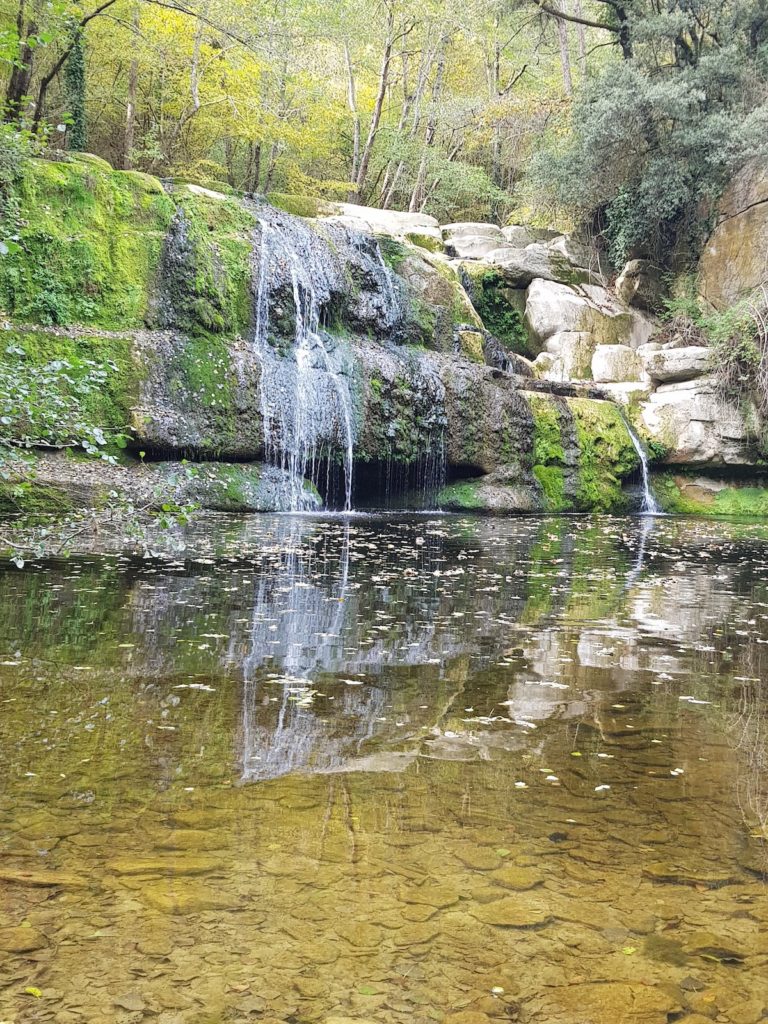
<box><xmin>1</xmin><ymin>514</ymin><xmax>767</xmax><ymax>1023</ymax></box>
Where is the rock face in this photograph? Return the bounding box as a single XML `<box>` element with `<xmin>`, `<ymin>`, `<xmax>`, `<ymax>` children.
<box><xmin>639</xmin><ymin>379</ymin><xmax>760</xmax><ymax>466</ymax></box>
<box><xmin>615</xmin><ymin>259</ymin><xmax>664</xmax><ymax>311</ymax></box>
<box><xmin>699</xmin><ymin>161</ymin><xmax>768</xmax><ymax>309</ymax></box>
<box><xmin>591</xmin><ymin>345</ymin><xmax>643</xmax><ymax>384</ymax></box>
<box><xmin>3</xmin><ymin>153</ymin><xmax>764</xmax><ymax>518</ymax></box>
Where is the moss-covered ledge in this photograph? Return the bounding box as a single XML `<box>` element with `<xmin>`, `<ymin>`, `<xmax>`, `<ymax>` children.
<box><xmin>654</xmin><ymin>472</ymin><xmax>768</xmax><ymax>517</ymax></box>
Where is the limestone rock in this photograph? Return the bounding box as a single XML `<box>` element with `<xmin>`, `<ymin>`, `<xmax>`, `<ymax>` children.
<box><xmin>591</xmin><ymin>344</ymin><xmax>644</xmax><ymax>383</ymax></box>
<box><xmin>639</xmin><ymin>378</ymin><xmax>760</xmax><ymax>466</ymax></box>
<box><xmin>699</xmin><ymin>161</ymin><xmax>768</xmax><ymax>309</ymax></box>
<box><xmin>502</xmin><ymin>224</ymin><xmax>559</xmax><ymax>247</ymax></box>
<box><xmin>443</xmin><ymin>222</ymin><xmax>504</xmax><ymax>243</ymax></box>
<box><xmin>640</xmin><ymin>345</ymin><xmax>710</xmax><ymax>383</ymax></box>
<box><xmin>445</xmin><ymin>234</ymin><xmax>505</xmax><ymax>260</ymax></box>
<box><xmin>0</xmin><ymin>867</ymin><xmax>87</xmax><ymax>888</ymax></box>
<box><xmin>106</xmin><ymin>854</ymin><xmax>223</xmax><ymax>876</ymax></box>
<box><xmin>141</xmin><ymin>881</ymin><xmax>239</xmax><ymax>914</ymax></box>
<box><xmin>331</xmin><ymin>202</ymin><xmax>441</xmax><ymax>242</ymax></box>
<box><xmin>615</xmin><ymin>259</ymin><xmax>664</xmax><ymax>311</ymax></box>
<box><xmin>489</xmin><ymin>866</ymin><xmax>544</xmax><ymax>891</ymax></box>
<box><xmin>525</xmin><ymin>279</ymin><xmax>655</xmax><ymax>349</ymax></box>
<box><xmin>539</xmin><ymin>981</ymin><xmax>681</xmax><ymax>1023</ymax></box>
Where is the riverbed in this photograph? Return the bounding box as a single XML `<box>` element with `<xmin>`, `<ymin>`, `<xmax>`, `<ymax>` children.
<box><xmin>1</xmin><ymin>513</ymin><xmax>767</xmax><ymax>1023</ymax></box>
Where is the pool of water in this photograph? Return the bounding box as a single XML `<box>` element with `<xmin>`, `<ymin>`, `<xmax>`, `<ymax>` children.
<box><xmin>1</xmin><ymin>513</ymin><xmax>767</xmax><ymax>1024</ymax></box>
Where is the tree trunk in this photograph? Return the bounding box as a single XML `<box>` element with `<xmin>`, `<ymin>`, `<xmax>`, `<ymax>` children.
<box><xmin>4</xmin><ymin>0</ymin><xmax>36</xmax><ymax>123</ymax></box>
<box><xmin>123</xmin><ymin>5</ymin><xmax>140</xmax><ymax>168</ymax></box>
<box><xmin>344</xmin><ymin>40</ymin><xmax>361</xmax><ymax>199</ymax></box>
<box><xmin>573</xmin><ymin>0</ymin><xmax>587</xmax><ymax>77</ymax></box>
<box><xmin>556</xmin><ymin>2</ymin><xmax>573</xmax><ymax>96</ymax></box>
<box><xmin>352</xmin><ymin>6</ymin><xmax>395</xmax><ymax>201</ymax></box>
<box><xmin>409</xmin><ymin>35</ymin><xmax>448</xmax><ymax>213</ymax></box>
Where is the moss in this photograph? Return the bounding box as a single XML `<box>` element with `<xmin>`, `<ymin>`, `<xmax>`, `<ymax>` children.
<box><xmin>162</xmin><ymin>189</ymin><xmax>255</xmax><ymax>338</ymax></box>
<box><xmin>165</xmin><ymin>333</ymin><xmax>237</xmax><ymax>448</ymax></box>
<box><xmin>568</xmin><ymin>397</ymin><xmax>639</xmax><ymax>511</ymax></box>
<box><xmin>436</xmin><ymin>480</ymin><xmax>483</xmax><ymax>509</ymax></box>
<box><xmin>266</xmin><ymin>193</ymin><xmax>325</xmax><ymax>218</ymax></box>
<box><xmin>528</xmin><ymin>394</ymin><xmax>567</xmax><ymax>511</ymax></box>
<box><xmin>378</xmin><ymin>237</ymin><xmax>409</xmax><ymax>273</ymax></box>
<box><xmin>462</xmin><ymin>266</ymin><xmax>531</xmax><ymax>356</ymax></box>
<box><xmin>404</xmin><ymin>232</ymin><xmax>444</xmax><ymax>254</ymax></box>
<box><xmin>533</xmin><ymin>464</ymin><xmax>565</xmax><ymax>510</ymax></box>
<box><xmin>655</xmin><ymin>473</ymin><xmax>768</xmax><ymax>517</ymax></box>
<box><xmin>0</xmin><ymin>479</ymin><xmax>74</xmax><ymax>515</ymax></box>
<box><xmin>0</xmin><ymin>156</ymin><xmax>174</xmax><ymax>328</ymax></box>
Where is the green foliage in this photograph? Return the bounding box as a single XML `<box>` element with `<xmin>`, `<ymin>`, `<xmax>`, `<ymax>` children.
<box><xmin>526</xmin><ymin>3</ymin><xmax>768</xmax><ymax>267</ymax></box>
<box><xmin>0</xmin><ymin>330</ymin><xmax>138</xmax><ymax>458</ymax></box>
<box><xmin>0</xmin><ymin>124</ymin><xmax>39</xmax><ymax>259</ymax></box>
<box><xmin>466</xmin><ymin>269</ymin><xmax>529</xmax><ymax>355</ymax></box>
<box><xmin>64</xmin><ymin>30</ymin><xmax>87</xmax><ymax>152</ymax></box>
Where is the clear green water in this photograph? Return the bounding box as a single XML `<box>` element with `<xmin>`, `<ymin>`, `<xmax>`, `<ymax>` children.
<box><xmin>0</xmin><ymin>513</ymin><xmax>767</xmax><ymax>1024</ymax></box>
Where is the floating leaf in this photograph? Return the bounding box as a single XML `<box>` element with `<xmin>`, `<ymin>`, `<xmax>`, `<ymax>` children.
<box><xmin>622</xmin><ymin>947</ymin><xmax>637</xmax><ymax>956</ymax></box>
<box><xmin>24</xmin><ymin>987</ymin><xmax>43</xmax><ymax>998</ymax></box>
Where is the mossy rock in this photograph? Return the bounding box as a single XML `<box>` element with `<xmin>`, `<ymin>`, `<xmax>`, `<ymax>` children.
<box><xmin>461</xmin><ymin>265</ymin><xmax>531</xmax><ymax>356</ymax></box>
<box><xmin>266</xmin><ymin>193</ymin><xmax>331</xmax><ymax>219</ymax></box>
<box><xmin>158</xmin><ymin>189</ymin><xmax>255</xmax><ymax>338</ymax></box>
<box><xmin>568</xmin><ymin>397</ymin><xmax>639</xmax><ymax>512</ymax></box>
<box><xmin>403</xmin><ymin>232</ymin><xmax>444</xmax><ymax>254</ymax></box>
<box><xmin>654</xmin><ymin>473</ymin><xmax>768</xmax><ymax>517</ymax></box>
<box><xmin>0</xmin><ymin>478</ymin><xmax>74</xmax><ymax>515</ymax></box>
<box><xmin>0</xmin><ymin>157</ymin><xmax>174</xmax><ymax>328</ymax></box>
<box><xmin>436</xmin><ymin>480</ymin><xmax>485</xmax><ymax>510</ymax></box>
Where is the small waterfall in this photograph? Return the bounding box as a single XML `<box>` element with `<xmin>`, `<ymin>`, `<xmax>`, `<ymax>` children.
<box><xmin>623</xmin><ymin>416</ymin><xmax>660</xmax><ymax>514</ymax></box>
<box><xmin>250</xmin><ymin>212</ymin><xmax>356</xmax><ymax>511</ymax></box>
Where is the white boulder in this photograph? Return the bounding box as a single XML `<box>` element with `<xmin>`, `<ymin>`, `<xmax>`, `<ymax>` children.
<box><xmin>591</xmin><ymin>345</ymin><xmax>644</xmax><ymax>383</ymax></box>
<box><xmin>639</xmin><ymin>377</ymin><xmax>760</xmax><ymax>465</ymax></box>
<box><xmin>640</xmin><ymin>345</ymin><xmax>710</xmax><ymax>383</ymax></box>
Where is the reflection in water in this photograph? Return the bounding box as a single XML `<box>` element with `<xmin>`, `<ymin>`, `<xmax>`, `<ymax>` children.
<box><xmin>1</xmin><ymin>513</ymin><xmax>768</xmax><ymax>1024</ymax></box>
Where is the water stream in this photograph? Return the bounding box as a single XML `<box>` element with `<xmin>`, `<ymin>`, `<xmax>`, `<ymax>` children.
<box><xmin>250</xmin><ymin>214</ymin><xmax>356</xmax><ymax>511</ymax></box>
<box><xmin>623</xmin><ymin>416</ymin><xmax>661</xmax><ymax>514</ymax></box>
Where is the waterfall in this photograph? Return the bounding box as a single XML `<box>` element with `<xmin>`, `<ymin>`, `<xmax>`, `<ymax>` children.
<box><xmin>623</xmin><ymin>416</ymin><xmax>660</xmax><ymax>515</ymax></box>
<box><xmin>249</xmin><ymin>212</ymin><xmax>356</xmax><ymax>512</ymax></box>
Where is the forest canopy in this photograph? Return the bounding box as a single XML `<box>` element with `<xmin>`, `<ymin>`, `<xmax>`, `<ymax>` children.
<box><xmin>2</xmin><ymin>0</ymin><xmax>768</xmax><ymax>266</ymax></box>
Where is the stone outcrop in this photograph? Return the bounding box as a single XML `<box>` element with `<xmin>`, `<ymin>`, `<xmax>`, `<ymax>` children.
<box><xmin>3</xmin><ymin>153</ymin><xmax>766</xmax><ymax>519</ymax></box>
<box><xmin>591</xmin><ymin>344</ymin><xmax>643</xmax><ymax>384</ymax></box>
<box><xmin>639</xmin><ymin>379</ymin><xmax>760</xmax><ymax>466</ymax></box>
<box><xmin>615</xmin><ymin>259</ymin><xmax>664</xmax><ymax>312</ymax></box>
<box><xmin>699</xmin><ymin>161</ymin><xmax>768</xmax><ymax>309</ymax></box>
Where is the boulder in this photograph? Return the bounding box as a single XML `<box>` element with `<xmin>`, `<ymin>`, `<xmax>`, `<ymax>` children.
<box><xmin>484</xmin><ymin>244</ymin><xmax>573</xmax><ymax>287</ymax></box>
<box><xmin>639</xmin><ymin>377</ymin><xmax>761</xmax><ymax>466</ymax></box>
<box><xmin>442</xmin><ymin>222</ymin><xmax>504</xmax><ymax>242</ymax></box>
<box><xmin>591</xmin><ymin>344</ymin><xmax>644</xmax><ymax>384</ymax></box>
<box><xmin>525</xmin><ymin>279</ymin><xmax>655</xmax><ymax>349</ymax></box>
<box><xmin>502</xmin><ymin>224</ymin><xmax>560</xmax><ymax>246</ymax></box>
<box><xmin>547</xmin><ymin>332</ymin><xmax>596</xmax><ymax>379</ymax></box>
<box><xmin>699</xmin><ymin>161</ymin><xmax>768</xmax><ymax>309</ymax></box>
<box><xmin>330</xmin><ymin>202</ymin><xmax>441</xmax><ymax>243</ymax></box>
<box><xmin>615</xmin><ymin>259</ymin><xmax>665</xmax><ymax>311</ymax></box>
<box><xmin>446</xmin><ymin>234</ymin><xmax>507</xmax><ymax>260</ymax></box>
<box><xmin>641</xmin><ymin>345</ymin><xmax>710</xmax><ymax>383</ymax></box>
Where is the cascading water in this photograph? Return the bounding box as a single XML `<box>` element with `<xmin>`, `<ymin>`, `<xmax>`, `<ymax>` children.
<box><xmin>623</xmin><ymin>416</ymin><xmax>661</xmax><ymax>514</ymax></box>
<box><xmin>249</xmin><ymin>210</ymin><xmax>357</xmax><ymax>512</ymax></box>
